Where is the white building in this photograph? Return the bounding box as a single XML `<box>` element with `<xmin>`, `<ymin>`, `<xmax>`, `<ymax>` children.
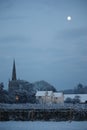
<box><xmin>53</xmin><ymin>92</ymin><xmax>64</xmax><ymax>103</ymax></box>
<box><xmin>36</xmin><ymin>91</ymin><xmax>64</xmax><ymax>104</ymax></box>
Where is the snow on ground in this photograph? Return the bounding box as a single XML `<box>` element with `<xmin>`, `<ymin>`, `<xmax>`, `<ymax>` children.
<box><xmin>64</xmin><ymin>94</ymin><xmax>87</xmax><ymax>103</ymax></box>
<box><xmin>0</xmin><ymin>121</ymin><xmax>87</xmax><ymax>130</ymax></box>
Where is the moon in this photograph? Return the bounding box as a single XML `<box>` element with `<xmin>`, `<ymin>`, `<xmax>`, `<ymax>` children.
<box><xmin>67</xmin><ymin>16</ymin><xmax>72</xmax><ymax>21</ymax></box>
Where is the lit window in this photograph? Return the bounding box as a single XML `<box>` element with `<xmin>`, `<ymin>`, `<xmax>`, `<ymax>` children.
<box><xmin>16</xmin><ymin>96</ymin><xmax>19</xmax><ymax>101</ymax></box>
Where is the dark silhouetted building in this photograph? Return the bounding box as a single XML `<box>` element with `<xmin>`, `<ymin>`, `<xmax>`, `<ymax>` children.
<box><xmin>12</xmin><ymin>60</ymin><xmax>17</xmax><ymax>81</ymax></box>
<box><xmin>8</xmin><ymin>60</ymin><xmax>33</xmax><ymax>94</ymax></box>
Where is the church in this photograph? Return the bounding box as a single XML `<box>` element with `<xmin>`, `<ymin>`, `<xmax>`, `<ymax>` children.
<box><xmin>8</xmin><ymin>60</ymin><xmax>33</xmax><ymax>94</ymax></box>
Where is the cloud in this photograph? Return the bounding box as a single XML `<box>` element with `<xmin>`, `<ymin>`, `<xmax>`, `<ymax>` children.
<box><xmin>0</xmin><ymin>16</ymin><xmax>27</xmax><ymax>21</ymax></box>
<box><xmin>61</xmin><ymin>27</ymin><xmax>87</xmax><ymax>39</ymax></box>
<box><xmin>0</xmin><ymin>35</ymin><xmax>32</xmax><ymax>60</ymax></box>
<box><xmin>0</xmin><ymin>35</ymin><xmax>31</xmax><ymax>44</ymax></box>
<box><xmin>0</xmin><ymin>0</ymin><xmax>87</xmax><ymax>89</ymax></box>
<box><xmin>54</xmin><ymin>27</ymin><xmax>87</xmax><ymax>43</ymax></box>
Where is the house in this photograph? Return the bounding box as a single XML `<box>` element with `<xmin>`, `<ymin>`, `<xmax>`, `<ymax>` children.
<box><xmin>36</xmin><ymin>91</ymin><xmax>64</xmax><ymax>104</ymax></box>
<box><xmin>53</xmin><ymin>92</ymin><xmax>64</xmax><ymax>103</ymax></box>
<box><xmin>36</xmin><ymin>91</ymin><xmax>53</xmax><ymax>104</ymax></box>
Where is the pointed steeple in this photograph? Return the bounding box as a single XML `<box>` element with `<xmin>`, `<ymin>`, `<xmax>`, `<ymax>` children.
<box><xmin>12</xmin><ymin>59</ymin><xmax>17</xmax><ymax>80</ymax></box>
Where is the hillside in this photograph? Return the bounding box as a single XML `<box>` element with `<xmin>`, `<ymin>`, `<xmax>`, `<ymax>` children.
<box><xmin>33</xmin><ymin>80</ymin><xmax>57</xmax><ymax>92</ymax></box>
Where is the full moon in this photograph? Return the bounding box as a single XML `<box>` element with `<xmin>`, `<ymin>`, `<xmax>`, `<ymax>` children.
<box><xmin>67</xmin><ymin>16</ymin><xmax>71</xmax><ymax>21</ymax></box>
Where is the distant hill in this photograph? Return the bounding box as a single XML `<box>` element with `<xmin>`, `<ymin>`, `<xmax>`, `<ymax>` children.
<box><xmin>63</xmin><ymin>84</ymin><xmax>87</xmax><ymax>94</ymax></box>
<box><xmin>62</xmin><ymin>89</ymin><xmax>75</xmax><ymax>94</ymax></box>
<box><xmin>33</xmin><ymin>80</ymin><xmax>57</xmax><ymax>92</ymax></box>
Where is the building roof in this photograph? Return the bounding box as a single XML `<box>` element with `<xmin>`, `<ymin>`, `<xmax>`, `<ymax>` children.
<box><xmin>53</xmin><ymin>92</ymin><xmax>63</xmax><ymax>97</ymax></box>
<box><xmin>36</xmin><ymin>91</ymin><xmax>63</xmax><ymax>97</ymax></box>
<box><xmin>36</xmin><ymin>91</ymin><xmax>53</xmax><ymax>97</ymax></box>
<box><xmin>47</xmin><ymin>91</ymin><xmax>53</xmax><ymax>96</ymax></box>
<box><xmin>36</xmin><ymin>91</ymin><xmax>46</xmax><ymax>96</ymax></box>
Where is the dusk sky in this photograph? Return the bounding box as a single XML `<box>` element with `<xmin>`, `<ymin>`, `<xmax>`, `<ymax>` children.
<box><xmin>0</xmin><ymin>0</ymin><xmax>87</xmax><ymax>90</ymax></box>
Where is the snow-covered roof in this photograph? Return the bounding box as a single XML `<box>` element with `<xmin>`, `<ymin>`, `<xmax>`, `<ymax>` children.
<box><xmin>36</xmin><ymin>91</ymin><xmax>53</xmax><ymax>96</ymax></box>
<box><xmin>36</xmin><ymin>91</ymin><xmax>46</xmax><ymax>96</ymax></box>
<box><xmin>64</xmin><ymin>94</ymin><xmax>87</xmax><ymax>102</ymax></box>
<box><xmin>47</xmin><ymin>91</ymin><xmax>53</xmax><ymax>96</ymax></box>
<box><xmin>36</xmin><ymin>91</ymin><xmax>63</xmax><ymax>97</ymax></box>
<box><xmin>54</xmin><ymin>92</ymin><xmax>63</xmax><ymax>97</ymax></box>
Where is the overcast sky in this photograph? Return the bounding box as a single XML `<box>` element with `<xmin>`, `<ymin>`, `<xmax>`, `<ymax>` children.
<box><xmin>0</xmin><ymin>0</ymin><xmax>87</xmax><ymax>90</ymax></box>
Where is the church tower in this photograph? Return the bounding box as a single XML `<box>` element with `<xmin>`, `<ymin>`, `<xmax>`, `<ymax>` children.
<box><xmin>12</xmin><ymin>60</ymin><xmax>17</xmax><ymax>80</ymax></box>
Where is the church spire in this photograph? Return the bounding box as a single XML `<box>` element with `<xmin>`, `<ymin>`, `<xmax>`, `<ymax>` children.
<box><xmin>12</xmin><ymin>59</ymin><xmax>17</xmax><ymax>80</ymax></box>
